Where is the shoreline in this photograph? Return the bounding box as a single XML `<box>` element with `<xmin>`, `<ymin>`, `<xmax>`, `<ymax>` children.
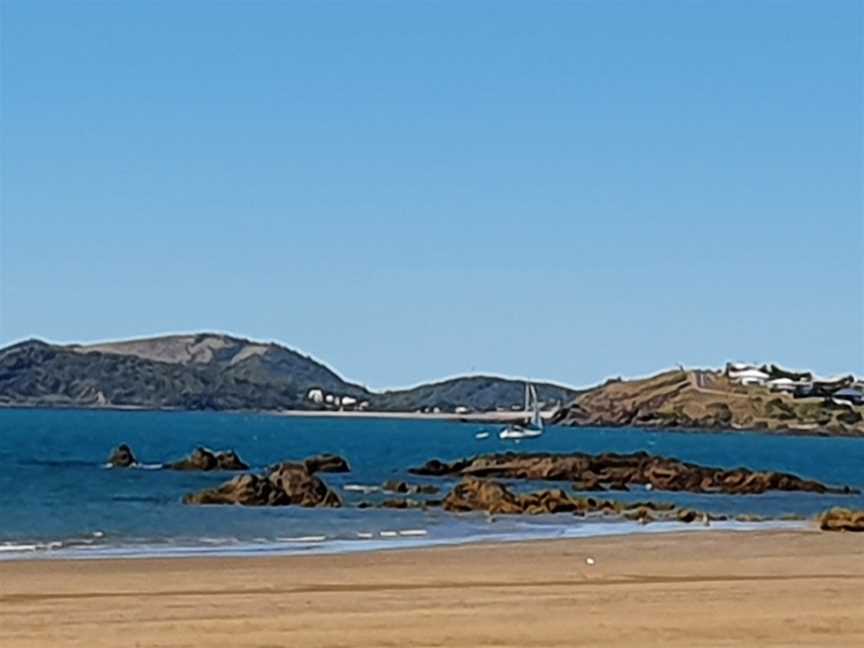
<box><xmin>3</xmin><ymin>405</ymin><xmax>863</xmax><ymax>438</ymax></box>
<box><xmin>0</xmin><ymin>519</ymin><xmax>812</xmax><ymax>563</ymax></box>
<box><xmin>3</xmin><ymin>528</ymin><xmax>862</xmax><ymax>647</ymax></box>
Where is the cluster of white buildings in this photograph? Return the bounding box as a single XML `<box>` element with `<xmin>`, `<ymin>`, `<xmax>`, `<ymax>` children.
<box><xmin>306</xmin><ymin>388</ymin><xmax>368</xmax><ymax>410</ymax></box>
<box><xmin>725</xmin><ymin>362</ymin><xmax>862</xmax><ymax>404</ymax></box>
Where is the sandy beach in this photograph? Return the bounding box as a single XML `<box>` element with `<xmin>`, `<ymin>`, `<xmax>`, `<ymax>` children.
<box><xmin>1</xmin><ymin>529</ymin><xmax>862</xmax><ymax>647</ymax></box>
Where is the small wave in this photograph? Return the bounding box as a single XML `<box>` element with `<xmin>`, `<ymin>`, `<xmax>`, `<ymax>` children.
<box><xmin>0</xmin><ymin>539</ymin><xmax>65</xmax><ymax>553</ymax></box>
<box><xmin>398</xmin><ymin>529</ymin><xmax>428</xmax><ymax>537</ymax></box>
<box><xmin>343</xmin><ymin>484</ymin><xmax>381</xmax><ymax>494</ymax></box>
<box><xmin>276</xmin><ymin>535</ymin><xmax>327</xmax><ymax>543</ymax></box>
<box><xmin>101</xmin><ymin>462</ymin><xmax>163</xmax><ymax>470</ymax></box>
<box><xmin>196</xmin><ymin>537</ymin><xmax>246</xmax><ymax>546</ymax></box>
<box><xmin>379</xmin><ymin>531</ymin><xmax>398</xmax><ymax>538</ymax></box>
<box><xmin>0</xmin><ymin>543</ymin><xmax>39</xmax><ymax>553</ymax></box>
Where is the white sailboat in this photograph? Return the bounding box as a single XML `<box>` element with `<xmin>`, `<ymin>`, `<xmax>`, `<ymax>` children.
<box><xmin>499</xmin><ymin>383</ymin><xmax>544</xmax><ymax>440</ymax></box>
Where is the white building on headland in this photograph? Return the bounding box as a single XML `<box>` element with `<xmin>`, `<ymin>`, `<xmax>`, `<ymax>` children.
<box><xmin>766</xmin><ymin>378</ymin><xmax>798</xmax><ymax>393</ymax></box>
<box><xmin>732</xmin><ymin>369</ymin><xmax>770</xmax><ymax>386</ymax></box>
<box><xmin>306</xmin><ymin>388</ymin><xmax>324</xmax><ymax>404</ymax></box>
<box><xmin>725</xmin><ymin>363</ymin><xmax>771</xmax><ymax>386</ymax></box>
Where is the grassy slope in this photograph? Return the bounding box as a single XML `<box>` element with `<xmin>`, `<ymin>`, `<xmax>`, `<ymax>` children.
<box><xmin>552</xmin><ymin>369</ymin><xmax>864</xmax><ymax>436</ymax></box>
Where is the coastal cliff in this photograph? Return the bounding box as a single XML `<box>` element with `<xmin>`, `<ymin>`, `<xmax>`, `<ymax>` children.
<box><xmin>551</xmin><ymin>369</ymin><xmax>864</xmax><ymax>437</ymax></box>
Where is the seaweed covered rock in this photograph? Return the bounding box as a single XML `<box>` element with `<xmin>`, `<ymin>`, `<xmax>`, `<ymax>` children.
<box><xmin>819</xmin><ymin>508</ymin><xmax>864</xmax><ymax>532</ymax></box>
<box><xmin>183</xmin><ymin>462</ymin><xmax>341</xmax><ymax>507</ymax></box>
<box><xmin>166</xmin><ymin>447</ymin><xmax>249</xmax><ymax>471</ymax></box>
<box><xmin>107</xmin><ymin>444</ymin><xmax>137</xmax><ymax>468</ymax></box>
<box><xmin>411</xmin><ymin>451</ymin><xmax>857</xmax><ymax>496</ymax></box>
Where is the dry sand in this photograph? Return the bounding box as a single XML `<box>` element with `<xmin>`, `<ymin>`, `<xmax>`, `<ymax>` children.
<box><xmin>1</xmin><ymin>530</ymin><xmax>862</xmax><ymax>647</ymax></box>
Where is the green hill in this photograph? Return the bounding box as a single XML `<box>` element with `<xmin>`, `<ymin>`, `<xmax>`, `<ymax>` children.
<box><xmin>0</xmin><ymin>334</ymin><xmax>578</xmax><ymax>413</ymax></box>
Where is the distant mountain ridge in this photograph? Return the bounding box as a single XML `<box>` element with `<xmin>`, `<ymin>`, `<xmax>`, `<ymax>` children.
<box><xmin>0</xmin><ymin>334</ymin><xmax>580</xmax><ymax>413</ymax></box>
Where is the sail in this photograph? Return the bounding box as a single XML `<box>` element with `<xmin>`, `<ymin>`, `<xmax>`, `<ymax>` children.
<box><xmin>529</xmin><ymin>385</ymin><xmax>543</xmax><ymax>429</ymax></box>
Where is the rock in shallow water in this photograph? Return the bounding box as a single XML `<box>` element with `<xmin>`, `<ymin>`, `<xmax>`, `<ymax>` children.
<box><xmin>107</xmin><ymin>444</ymin><xmax>137</xmax><ymax>468</ymax></box>
<box><xmin>183</xmin><ymin>462</ymin><xmax>342</xmax><ymax>507</ymax></box>
<box><xmin>165</xmin><ymin>447</ymin><xmax>249</xmax><ymax>471</ymax></box>
<box><xmin>411</xmin><ymin>451</ymin><xmax>857</xmax><ymax>496</ymax></box>
<box><xmin>442</xmin><ymin>478</ymin><xmax>728</xmax><ymax>523</ymax></box>
<box><xmin>819</xmin><ymin>508</ymin><xmax>864</xmax><ymax>532</ymax></box>
<box><xmin>304</xmin><ymin>454</ymin><xmax>351</xmax><ymax>474</ymax></box>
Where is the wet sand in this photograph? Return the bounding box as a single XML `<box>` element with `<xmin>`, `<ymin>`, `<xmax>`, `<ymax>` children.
<box><xmin>1</xmin><ymin>530</ymin><xmax>862</xmax><ymax>647</ymax></box>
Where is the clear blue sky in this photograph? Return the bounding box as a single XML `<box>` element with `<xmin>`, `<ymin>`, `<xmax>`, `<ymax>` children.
<box><xmin>1</xmin><ymin>1</ymin><xmax>862</xmax><ymax>389</ymax></box>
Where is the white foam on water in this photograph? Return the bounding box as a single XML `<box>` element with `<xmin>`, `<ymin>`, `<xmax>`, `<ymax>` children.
<box><xmin>0</xmin><ymin>544</ymin><xmax>39</xmax><ymax>553</ymax></box>
<box><xmin>135</xmin><ymin>463</ymin><xmax>164</xmax><ymax>471</ymax></box>
<box><xmin>0</xmin><ymin>520</ymin><xmax>812</xmax><ymax>562</ymax></box>
<box><xmin>343</xmin><ymin>484</ymin><xmax>381</xmax><ymax>494</ymax></box>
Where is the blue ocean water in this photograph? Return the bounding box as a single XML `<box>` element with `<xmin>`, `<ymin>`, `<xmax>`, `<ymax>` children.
<box><xmin>1</xmin><ymin>409</ymin><xmax>862</xmax><ymax>559</ymax></box>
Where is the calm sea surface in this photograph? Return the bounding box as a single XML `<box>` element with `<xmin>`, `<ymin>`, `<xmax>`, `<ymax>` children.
<box><xmin>1</xmin><ymin>409</ymin><xmax>862</xmax><ymax>559</ymax></box>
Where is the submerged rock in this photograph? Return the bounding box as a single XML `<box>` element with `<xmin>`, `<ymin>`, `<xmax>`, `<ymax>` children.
<box><xmin>304</xmin><ymin>454</ymin><xmax>351</xmax><ymax>474</ymax></box>
<box><xmin>107</xmin><ymin>444</ymin><xmax>137</xmax><ymax>468</ymax></box>
<box><xmin>381</xmin><ymin>480</ymin><xmax>439</xmax><ymax>495</ymax></box>
<box><xmin>378</xmin><ymin>498</ymin><xmax>441</xmax><ymax>510</ymax></box>
<box><xmin>819</xmin><ymin>508</ymin><xmax>864</xmax><ymax>532</ymax></box>
<box><xmin>183</xmin><ymin>462</ymin><xmax>341</xmax><ymax>507</ymax></box>
<box><xmin>410</xmin><ymin>451</ymin><xmax>857</xmax><ymax>496</ymax></box>
<box><xmin>165</xmin><ymin>447</ymin><xmax>249</xmax><ymax>471</ymax></box>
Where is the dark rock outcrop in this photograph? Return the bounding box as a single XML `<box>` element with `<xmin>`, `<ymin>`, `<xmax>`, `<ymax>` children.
<box><xmin>443</xmin><ymin>479</ymin><xmax>526</xmax><ymax>514</ymax></box>
<box><xmin>441</xmin><ymin>478</ymin><xmax>723</xmax><ymax>523</ymax></box>
<box><xmin>183</xmin><ymin>462</ymin><xmax>341</xmax><ymax>507</ymax></box>
<box><xmin>819</xmin><ymin>508</ymin><xmax>864</xmax><ymax>532</ymax></box>
<box><xmin>304</xmin><ymin>454</ymin><xmax>351</xmax><ymax>473</ymax></box>
<box><xmin>442</xmin><ymin>479</ymin><xmax>619</xmax><ymax>516</ymax></box>
<box><xmin>107</xmin><ymin>444</ymin><xmax>137</xmax><ymax>468</ymax></box>
<box><xmin>410</xmin><ymin>451</ymin><xmax>858</xmax><ymax>496</ymax></box>
<box><xmin>165</xmin><ymin>447</ymin><xmax>249</xmax><ymax>471</ymax></box>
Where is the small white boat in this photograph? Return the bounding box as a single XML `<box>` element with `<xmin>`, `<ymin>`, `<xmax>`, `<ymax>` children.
<box><xmin>475</xmin><ymin>431</ymin><xmax>491</xmax><ymax>440</ymax></box>
<box><xmin>499</xmin><ymin>384</ymin><xmax>544</xmax><ymax>440</ymax></box>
